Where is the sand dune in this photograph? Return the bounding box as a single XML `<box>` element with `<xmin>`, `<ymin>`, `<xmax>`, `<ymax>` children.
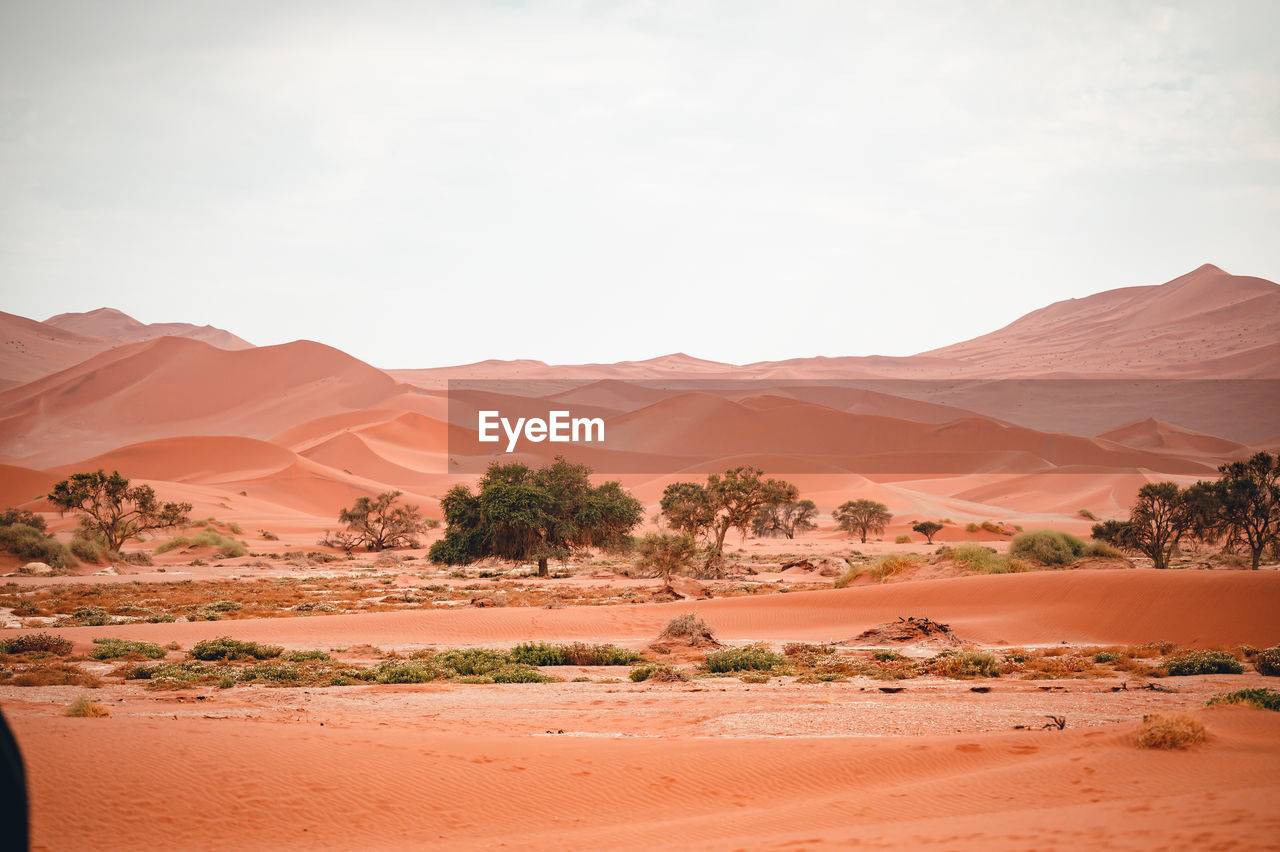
<box><xmin>0</xmin><ymin>310</ymin><xmax>110</xmax><ymax>386</ymax></box>
<box><xmin>44</xmin><ymin>569</ymin><xmax>1280</xmax><ymax>649</ymax></box>
<box><xmin>0</xmin><ymin>337</ymin><xmax>407</xmax><ymax>467</ymax></box>
<box><xmin>47</xmin><ymin>436</ymin><xmax>298</xmax><ymax>484</ymax></box>
<box><xmin>0</xmin><ymin>463</ymin><xmax>58</xmax><ymax>508</ymax></box>
<box><xmin>45</xmin><ymin>307</ymin><xmax>254</xmax><ymax>351</ymax></box>
<box><xmin>1098</xmin><ymin>417</ymin><xmax>1251</xmax><ymax>458</ymax></box>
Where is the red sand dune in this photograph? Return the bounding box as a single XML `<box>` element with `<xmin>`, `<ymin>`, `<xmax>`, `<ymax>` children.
<box><xmin>0</xmin><ymin>463</ymin><xmax>58</xmax><ymax>508</ymax></box>
<box><xmin>1098</xmin><ymin>417</ymin><xmax>1252</xmax><ymax>458</ymax></box>
<box><xmin>0</xmin><ymin>337</ymin><xmax>407</xmax><ymax>467</ymax></box>
<box><xmin>46</xmin><ymin>436</ymin><xmax>298</xmax><ymax>484</ymax></box>
<box><xmin>45</xmin><ymin>307</ymin><xmax>254</xmax><ymax>351</ymax></box>
<box><xmin>40</xmin><ymin>569</ymin><xmax>1280</xmax><ymax>650</ymax></box>
<box><xmin>0</xmin><ymin>310</ymin><xmax>109</xmax><ymax>388</ymax></box>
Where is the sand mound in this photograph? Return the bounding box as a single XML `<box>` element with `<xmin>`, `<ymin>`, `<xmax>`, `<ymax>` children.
<box><xmin>843</xmin><ymin>616</ymin><xmax>964</xmax><ymax>647</ymax></box>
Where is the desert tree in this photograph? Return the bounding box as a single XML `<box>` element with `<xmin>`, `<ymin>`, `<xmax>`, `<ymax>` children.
<box><xmin>1208</xmin><ymin>452</ymin><xmax>1280</xmax><ymax>570</ymax></box>
<box><xmin>327</xmin><ymin>490</ymin><xmax>432</xmax><ymax>552</ymax></box>
<box><xmin>47</xmin><ymin>470</ymin><xmax>191</xmax><ymax>552</ymax></box>
<box><xmin>912</xmin><ymin>521</ymin><xmax>944</xmax><ymax>544</ymax></box>
<box><xmin>429</xmin><ymin>457</ymin><xmax>643</xmax><ymax>576</ymax></box>
<box><xmin>1091</xmin><ymin>481</ymin><xmax>1190</xmax><ymax>570</ymax></box>
<box><xmin>635</xmin><ymin>532</ymin><xmax>698</xmax><ymax>584</ymax></box>
<box><xmin>833</xmin><ymin>499</ymin><xmax>893</xmax><ymax>544</ymax></box>
<box><xmin>751</xmin><ymin>498</ymin><xmax>818</xmax><ymax>539</ymax></box>
<box><xmin>661</xmin><ymin>467</ymin><xmax>799</xmax><ymax>573</ymax></box>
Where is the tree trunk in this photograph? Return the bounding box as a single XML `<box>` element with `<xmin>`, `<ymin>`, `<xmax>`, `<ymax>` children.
<box><xmin>538</xmin><ymin>557</ymin><xmax>548</xmax><ymax>577</ymax></box>
<box><xmin>860</xmin><ymin>529</ymin><xmax>868</xmax><ymax>544</ymax></box>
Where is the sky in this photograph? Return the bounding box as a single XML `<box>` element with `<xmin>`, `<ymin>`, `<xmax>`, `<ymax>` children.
<box><xmin>1</xmin><ymin>1</ymin><xmax>1278</xmax><ymax>368</ymax></box>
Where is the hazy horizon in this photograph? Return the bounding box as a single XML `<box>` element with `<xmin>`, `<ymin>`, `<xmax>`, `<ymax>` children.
<box><xmin>3</xmin><ymin>2</ymin><xmax>1278</xmax><ymax>367</ymax></box>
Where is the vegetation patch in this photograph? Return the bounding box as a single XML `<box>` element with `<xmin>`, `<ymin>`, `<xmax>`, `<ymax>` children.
<box><xmin>1253</xmin><ymin>646</ymin><xmax>1280</xmax><ymax>677</ymax></box>
<box><xmin>1</xmin><ymin>661</ymin><xmax>101</xmax><ymax>687</ymax></box>
<box><xmin>189</xmin><ymin>637</ymin><xmax>283</xmax><ymax>661</ymax></box>
<box><xmin>836</xmin><ymin>553</ymin><xmax>920</xmax><ymax>587</ymax></box>
<box><xmin>0</xmin><ymin>632</ymin><xmax>73</xmax><ymax>656</ymax></box>
<box><xmin>1207</xmin><ymin>688</ymin><xmax>1280</xmax><ymax>712</ymax></box>
<box><xmin>1009</xmin><ymin>529</ymin><xmax>1087</xmax><ymax>566</ymax></box>
<box><xmin>1165</xmin><ymin>650</ymin><xmax>1244</xmax><ymax>677</ymax></box>
<box><xmin>1136</xmin><ymin>713</ymin><xmax>1206</xmax><ymax>750</ymax></box>
<box><xmin>629</xmin><ymin>662</ymin><xmax>689</xmax><ymax>682</ymax></box>
<box><xmin>928</xmin><ymin>650</ymin><xmax>1002</xmax><ymax>679</ymax></box>
<box><xmin>704</xmin><ymin>645</ymin><xmax>786</xmax><ymax>673</ymax></box>
<box><xmin>64</xmin><ymin>696</ymin><xmax>109</xmax><ymax>718</ymax></box>
<box><xmin>89</xmin><ymin>638</ymin><xmax>167</xmax><ymax>660</ymax></box>
<box><xmin>509</xmin><ymin>642</ymin><xmax>642</xmax><ymax>666</ymax></box>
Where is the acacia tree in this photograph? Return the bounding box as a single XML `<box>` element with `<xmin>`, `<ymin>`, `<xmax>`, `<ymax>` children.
<box><xmin>328</xmin><ymin>490</ymin><xmax>431</xmax><ymax>552</ymax></box>
<box><xmin>47</xmin><ymin>470</ymin><xmax>191</xmax><ymax>552</ymax></box>
<box><xmin>912</xmin><ymin>521</ymin><xmax>944</xmax><ymax>544</ymax></box>
<box><xmin>661</xmin><ymin>467</ymin><xmax>798</xmax><ymax>573</ymax></box>
<box><xmin>635</xmin><ymin>532</ymin><xmax>698</xmax><ymax>584</ymax></box>
<box><xmin>751</xmin><ymin>498</ymin><xmax>818</xmax><ymax>539</ymax></box>
<box><xmin>1091</xmin><ymin>481</ymin><xmax>1190</xmax><ymax>570</ymax></box>
<box><xmin>429</xmin><ymin>457</ymin><xmax>643</xmax><ymax>576</ymax></box>
<box><xmin>833</xmin><ymin>499</ymin><xmax>893</xmax><ymax>543</ymax></box>
<box><xmin>1209</xmin><ymin>452</ymin><xmax>1280</xmax><ymax>570</ymax></box>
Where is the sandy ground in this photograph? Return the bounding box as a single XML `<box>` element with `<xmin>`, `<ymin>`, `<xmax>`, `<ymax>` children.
<box><xmin>3</xmin><ymin>566</ymin><xmax>1279</xmax><ymax>851</ymax></box>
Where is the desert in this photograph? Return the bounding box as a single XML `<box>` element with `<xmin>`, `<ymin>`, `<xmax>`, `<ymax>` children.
<box><xmin>4</xmin><ymin>4</ymin><xmax>1280</xmax><ymax>849</ymax></box>
<box><xmin>0</xmin><ymin>262</ymin><xmax>1278</xmax><ymax>850</ymax></box>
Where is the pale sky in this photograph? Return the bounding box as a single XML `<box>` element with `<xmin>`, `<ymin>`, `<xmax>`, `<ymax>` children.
<box><xmin>1</xmin><ymin>1</ymin><xmax>1278</xmax><ymax>368</ymax></box>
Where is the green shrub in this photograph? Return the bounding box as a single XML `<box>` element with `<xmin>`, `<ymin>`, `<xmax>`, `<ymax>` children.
<box><xmin>64</xmin><ymin>606</ymin><xmax>112</xmax><ymax>626</ymax></box>
<box><xmin>121</xmin><ymin>660</ymin><xmax>217</xmax><ymax>684</ymax></box>
<box><xmin>489</xmin><ymin>665</ymin><xmax>555</xmax><ymax>683</ymax></box>
<box><xmin>1009</xmin><ymin>529</ymin><xmax>1087</xmax><ymax>566</ymax></box>
<box><xmin>704</xmin><ymin>645</ymin><xmax>786</xmax><ymax>673</ymax></box>
<box><xmin>0</xmin><ymin>523</ymin><xmax>76</xmax><ymax>570</ymax></box>
<box><xmin>361</xmin><ymin>659</ymin><xmax>442</xmax><ymax>684</ymax></box>
<box><xmin>1166</xmin><ymin>650</ymin><xmax>1244</xmax><ymax>676</ymax></box>
<box><xmin>282</xmin><ymin>649</ymin><xmax>332</xmax><ymax>662</ymax></box>
<box><xmin>1254</xmin><ymin>646</ymin><xmax>1280</xmax><ymax>677</ymax></box>
<box><xmin>70</xmin><ymin>534</ymin><xmax>111</xmax><ymax>564</ymax></box>
<box><xmin>155</xmin><ymin>530</ymin><xmax>247</xmax><ymax>558</ymax></box>
<box><xmin>1093</xmin><ymin>650</ymin><xmax>1123</xmax><ymax>664</ymax></box>
<box><xmin>783</xmin><ymin>643</ymin><xmax>834</xmax><ymax>657</ymax></box>
<box><xmin>509</xmin><ymin>642</ymin><xmax>642</xmax><ymax>666</ymax></box>
<box><xmin>90</xmin><ymin>638</ymin><xmax>166</xmax><ymax>660</ymax></box>
<box><xmin>1207</xmin><ymin>688</ymin><xmax>1280</xmax><ymax>711</ymax></box>
<box><xmin>1</xmin><ymin>632</ymin><xmax>73</xmax><ymax>655</ymax></box>
<box><xmin>1086</xmin><ymin>541</ymin><xmax>1124</xmax><ymax>559</ymax></box>
<box><xmin>0</xmin><ymin>508</ymin><xmax>46</xmax><ymax>531</ymax></box>
<box><xmin>207</xmin><ymin>600</ymin><xmax>243</xmax><ymax>612</ymax></box>
<box><xmin>629</xmin><ymin>662</ymin><xmax>688</xmax><ymax>682</ymax></box>
<box><xmin>433</xmin><ymin>648</ymin><xmax>511</xmax><ymax>676</ymax></box>
<box><xmin>948</xmin><ymin>544</ymin><xmax>1028</xmax><ymax>575</ymax></box>
<box><xmin>872</xmin><ymin>650</ymin><xmax>908</xmax><ymax>662</ymax></box>
<box><xmin>929</xmin><ymin>650</ymin><xmax>1002</xmax><ymax>679</ymax></box>
<box><xmin>189</xmin><ymin>637</ymin><xmax>283</xmax><ymax>661</ymax></box>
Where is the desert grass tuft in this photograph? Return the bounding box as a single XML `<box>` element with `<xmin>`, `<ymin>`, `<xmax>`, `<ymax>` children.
<box><xmin>1135</xmin><ymin>713</ymin><xmax>1206</xmax><ymax>749</ymax></box>
<box><xmin>64</xmin><ymin>696</ymin><xmax>109</xmax><ymax>718</ymax></box>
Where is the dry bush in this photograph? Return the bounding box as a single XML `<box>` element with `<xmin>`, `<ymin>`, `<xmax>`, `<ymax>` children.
<box><xmin>629</xmin><ymin>662</ymin><xmax>688</xmax><ymax>682</ymax></box>
<box><xmin>1136</xmin><ymin>713</ymin><xmax>1206</xmax><ymax>749</ymax></box>
<box><xmin>1254</xmin><ymin>646</ymin><xmax>1280</xmax><ymax>677</ymax></box>
<box><xmin>658</xmin><ymin>612</ymin><xmax>717</xmax><ymax>645</ymax></box>
<box><xmin>3</xmin><ymin>661</ymin><xmax>101</xmax><ymax>688</ymax></box>
<box><xmin>836</xmin><ymin>553</ymin><xmax>919</xmax><ymax>587</ymax></box>
<box><xmin>1</xmin><ymin>633</ymin><xmax>73</xmax><ymax>656</ymax></box>
<box><xmin>64</xmin><ymin>696</ymin><xmax>109</xmax><ymax>717</ymax></box>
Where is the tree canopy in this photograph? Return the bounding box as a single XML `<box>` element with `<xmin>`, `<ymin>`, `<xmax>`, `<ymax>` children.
<box><xmin>912</xmin><ymin>521</ymin><xmax>943</xmax><ymax>544</ymax></box>
<box><xmin>751</xmin><ymin>498</ymin><xmax>818</xmax><ymax>539</ymax></box>
<box><xmin>47</xmin><ymin>470</ymin><xmax>191</xmax><ymax>552</ymax></box>
<box><xmin>327</xmin><ymin>490</ymin><xmax>432</xmax><ymax>552</ymax></box>
<box><xmin>833</xmin><ymin>499</ymin><xmax>893</xmax><ymax>543</ymax></box>
<box><xmin>429</xmin><ymin>457</ymin><xmax>643</xmax><ymax>576</ymax></box>
<box><xmin>660</xmin><ymin>466</ymin><xmax>798</xmax><ymax>572</ymax></box>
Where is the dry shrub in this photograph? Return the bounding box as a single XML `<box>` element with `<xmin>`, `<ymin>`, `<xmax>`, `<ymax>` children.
<box><xmin>1254</xmin><ymin>646</ymin><xmax>1280</xmax><ymax>677</ymax></box>
<box><xmin>64</xmin><ymin>696</ymin><xmax>109</xmax><ymax>718</ymax></box>
<box><xmin>658</xmin><ymin>612</ymin><xmax>717</xmax><ymax>645</ymax></box>
<box><xmin>4</xmin><ymin>662</ymin><xmax>101</xmax><ymax>688</ymax></box>
<box><xmin>1136</xmin><ymin>713</ymin><xmax>1206</xmax><ymax>750</ymax></box>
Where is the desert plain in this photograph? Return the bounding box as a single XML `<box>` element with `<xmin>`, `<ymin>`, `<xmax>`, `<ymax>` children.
<box><xmin>0</xmin><ymin>263</ymin><xmax>1279</xmax><ymax>850</ymax></box>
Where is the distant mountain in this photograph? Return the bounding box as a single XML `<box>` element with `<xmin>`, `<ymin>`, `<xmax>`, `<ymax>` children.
<box><xmin>45</xmin><ymin>307</ymin><xmax>253</xmax><ymax>351</ymax></box>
